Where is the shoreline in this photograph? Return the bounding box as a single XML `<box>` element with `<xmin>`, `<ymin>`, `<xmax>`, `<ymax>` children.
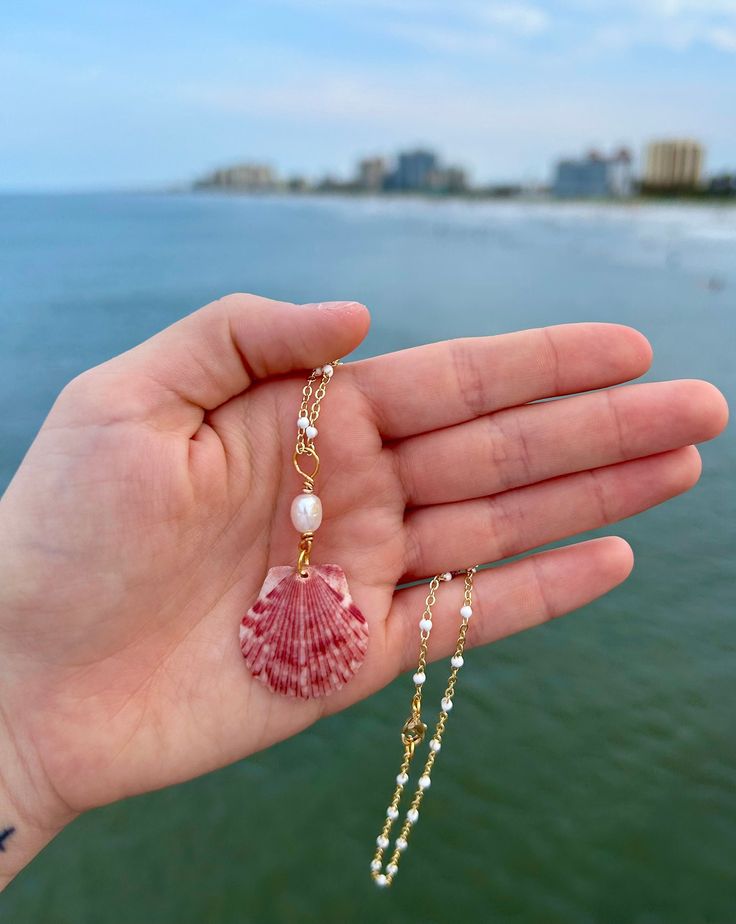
<box><xmin>1</xmin><ymin>188</ymin><xmax>735</xmax><ymax>209</ymax></box>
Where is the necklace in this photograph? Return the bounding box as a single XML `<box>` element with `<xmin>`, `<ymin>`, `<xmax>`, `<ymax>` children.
<box><xmin>240</xmin><ymin>361</ymin><xmax>369</xmax><ymax>698</ymax></box>
<box><xmin>370</xmin><ymin>568</ymin><xmax>476</xmax><ymax>886</ymax></box>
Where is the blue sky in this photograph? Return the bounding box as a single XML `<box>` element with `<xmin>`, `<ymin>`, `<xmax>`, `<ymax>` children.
<box><xmin>1</xmin><ymin>0</ymin><xmax>735</xmax><ymax>190</ymax></box>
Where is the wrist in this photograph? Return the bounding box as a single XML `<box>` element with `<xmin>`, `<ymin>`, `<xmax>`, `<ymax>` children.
<box><xmin>0</xmin><ymin>692</ymin><xmax>76</xmax><ymax>891</ymax></box>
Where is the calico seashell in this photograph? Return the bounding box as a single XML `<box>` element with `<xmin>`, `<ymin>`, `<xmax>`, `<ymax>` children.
<box><xmin>240</xmin><ymin>564</ymin><xmax>369</xmax><ymax>698</ymax></box>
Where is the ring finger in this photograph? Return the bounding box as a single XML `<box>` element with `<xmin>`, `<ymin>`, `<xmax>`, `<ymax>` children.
<box><xmin>401</xmin><ymin>446</ymin><xmax>700</xmax><ymax>580</ymax></box>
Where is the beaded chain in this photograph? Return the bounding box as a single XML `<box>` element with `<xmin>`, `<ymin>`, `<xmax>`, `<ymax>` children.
<box><xmin>370</xmin><ymin>568</ymin><xmax>477</xmax><ymax>888</ymax></box>
<box><xmin>294</xmin><ymin>360</ymin><xmax>338</xmax><ymax>487</ymax></box>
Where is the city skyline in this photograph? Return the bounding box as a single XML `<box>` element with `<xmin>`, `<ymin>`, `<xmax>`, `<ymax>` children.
<box><xmin>195</xmin><ymin>137</ymin><xmax>734</xmax><ymax>199</ymax></box>
<box><xmin>2</xmin><ymin>1</ymin><xmax>736</xmax><ymax>191</ymax></box>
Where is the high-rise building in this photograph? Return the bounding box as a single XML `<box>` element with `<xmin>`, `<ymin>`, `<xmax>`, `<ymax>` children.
<box><xmin>552</xmin><ymin>148</ymin><xmax>633</xmax><ymax>198</ymax></box>
<box><xmin>391</xmin><ymin>149</ymin><xmax>438</xmax><ymax>190</ymax></box>
<box><xmin>644</xmin><ymin>140</ymin><xmax>704</xmax><ymax>190</ymax></box>
<box><xmin>356</xmin><ymin>157</ymin><xmax>387</xmax><ymax>191</ymax></box>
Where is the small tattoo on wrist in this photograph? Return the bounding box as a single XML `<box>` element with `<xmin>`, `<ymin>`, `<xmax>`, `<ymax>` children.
<box><xmin>0</xmin><ymin>826</ymin><xmax>16</xmax><ymax>851</ymax></box>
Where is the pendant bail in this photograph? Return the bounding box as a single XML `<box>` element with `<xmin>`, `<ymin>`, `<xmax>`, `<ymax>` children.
<box><xmin>297</xmin><ymin>532</ymin><xmax>314</xmax><ymax>576</ymax></box>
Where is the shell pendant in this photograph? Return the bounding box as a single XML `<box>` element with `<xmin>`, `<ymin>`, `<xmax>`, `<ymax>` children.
<box><xmin>240</xmin><ymin>564</ymin><xmax>369</xmax><ymax>699</ymax></box>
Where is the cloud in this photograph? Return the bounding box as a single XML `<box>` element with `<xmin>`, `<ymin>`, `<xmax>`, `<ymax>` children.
<box><xmin>385</xmin><ymin>22</ymin><xmax>502</xmax><ymax>53</ymax></box>
<box><xmin>708</xmin><ymin>24</ymin><xmax>736</xmax><ymax>48</ymax></box>
<box><xmin>275</xmin><ymin>0</ymin><xmax>549</xmax><ymax>54</ymax></box>
<box><xmin>480</xmin><ymin>3</ymin><xmax>549</xmax><ymax>35</ymax></box>
<box><xmin>591</xmin><ymin>17</ymin><xmax>736</xmax><ymax>53</ymax></box>
<box><xmin>377</xmin><ymin>1</ymin><xmax>549</xmax><ymax>54</ymax></box>
<box><xmin>575</xmin><ymin>0</ymin><xmax>736</xmax><ymax>52</ymax></box>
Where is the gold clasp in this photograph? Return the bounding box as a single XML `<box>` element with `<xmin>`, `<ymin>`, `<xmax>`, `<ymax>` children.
<box><xmin>401</xmin><ymin>713</ymin><xmax>427</xmax><ymax>757</ymax></box>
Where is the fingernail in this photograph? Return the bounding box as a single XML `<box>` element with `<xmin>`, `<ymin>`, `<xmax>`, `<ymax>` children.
<box><xmin>301</xmin><ymin>301</ymin><xmax>366</xmax><ymax>311</ymax></box>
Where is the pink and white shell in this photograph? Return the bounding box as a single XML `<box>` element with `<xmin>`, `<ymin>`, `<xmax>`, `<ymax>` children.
<box><xmin>240</xmin><ymin>564</ymin><xmax>369</xmax><ymax>699</ymax></box>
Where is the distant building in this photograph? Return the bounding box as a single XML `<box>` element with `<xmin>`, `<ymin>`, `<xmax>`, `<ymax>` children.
<box><xmin>427</xmin><ymin>165</ymin><xmax>468</xmax><ymax>193</ymax></box>
<box><xmin>286</xmin><ymin>175</ymin><xmax>310</xmax><ymax>192</ymax></box>
<box><xmin>357</xmin><ymin>157</ymin><xmax>387</xmax><ymax>191</ymax></box>
<box><xmin>552</xmin><ymin>148</ymin><xmax>633</xmax><ymax>198</ymax></box>
<box><xmin>195</xmin><ymin>163</ymin><xmax>277</xmax><ymax>191</ymax></box>
<box><xmin>644</xmin><ymin>139</ymin><xmax>704</xmax><ymax>190</ymax></box>
<box><xmin>708</xmin><ymin>173</ymin><xmax>736</xmax><ymax>197</ymax></box>
<box><xmin>391</xmin><ymin>149</ymin><xmax>438</xmax><ymax>190</ymax></box>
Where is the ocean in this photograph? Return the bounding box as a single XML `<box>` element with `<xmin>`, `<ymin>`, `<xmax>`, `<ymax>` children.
<box><xmin>0</xmin><ymin>193</ymin><xmax>734</xmax><ymax>923</ymax></box>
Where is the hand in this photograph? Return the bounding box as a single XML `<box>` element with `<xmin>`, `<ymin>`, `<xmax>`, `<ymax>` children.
<box><xmin>0</xmin><ymin>294</ymin><xmax>727</xmax><ymax>886</ymax></box>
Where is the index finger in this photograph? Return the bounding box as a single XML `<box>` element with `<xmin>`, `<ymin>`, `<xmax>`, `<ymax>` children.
<box><xmin>351</xmin><ymin>323</ymin><xmax>652</xmax><ymax>439</ymax></box>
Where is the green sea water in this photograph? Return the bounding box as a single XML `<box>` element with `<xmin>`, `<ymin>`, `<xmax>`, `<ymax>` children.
<box><xmin>0</xmin><ymin>193</ymin><xmax>734</xmax><ymax>924</ymax></box>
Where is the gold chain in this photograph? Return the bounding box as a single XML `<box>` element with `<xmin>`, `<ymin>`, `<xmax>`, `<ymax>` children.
<box><xmin>370</xmin><ymin>568</ymin><xmax>477</xmax><ymax>888</ymax></box>
<box><xmin>292</xmin><ymin>361</ymin><xmax>339</xmax><ymax>492</ymax></box>
<box><xmin>292</xmin><ymin>362</ymin><xmax>340</xmax><ymax>574</ymax></box>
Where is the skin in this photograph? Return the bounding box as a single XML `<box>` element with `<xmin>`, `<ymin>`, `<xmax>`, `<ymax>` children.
<box><xmin>0</xmin><ymin>293</ymin><xmax>728</xmax><ymax>888</ymax></box>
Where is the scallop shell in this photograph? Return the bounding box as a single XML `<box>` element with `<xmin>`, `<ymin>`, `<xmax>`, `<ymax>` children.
<box><xmin>240</xmin><ymin>564</ymin><xmax>369</xmax><ymax>698</ymax></box>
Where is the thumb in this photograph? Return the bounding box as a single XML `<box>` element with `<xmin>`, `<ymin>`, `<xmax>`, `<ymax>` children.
<box><xmin>57</xmin><ymin>293</ymin><xmax>371</xmax><ymax>432</ymax></box>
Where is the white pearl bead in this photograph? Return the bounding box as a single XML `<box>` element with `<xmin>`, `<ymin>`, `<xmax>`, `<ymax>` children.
<box><xmin>407</xmin><ymin>808</ymin><xmax>419</xmax><ymax>824</ymax></box>
<box><xmin>396</xmin><ymin>836</ymin><xmax>408</xmax><ymax>851</ymax></box>
<box><xmin>419</xmin><ymin>618</ymin><xmax>432</xmax><ymax>632</ymax></box>
<box><xmin>314</xmin><ymin>367</ymin><xmax>323</xmax><ymax>376</ymax></box>
<box><xmin>387</xmin><ymin>806</ymin><xmax>399</xmax><ymax>820</ymax></box>
<box><xmin>441</xmin><ymin>697</ymin><xmax>453</xmax><ymax>712</ymax></box>
<box><xmin>290</xmin><ymin>493</ymin><xmax>322</xmax><ymax>532</ymax></box>
<box><xmin>418</xmin><ymin>775</ymin><xmax>431</xmax><ymax>790</ymax></box>
<box><xmin>396</xmin><ymin>772</ymin><xmax>408</xmax><ymax>786</ymax></box>
<box><xmin>305</xmin><ymin>425</ymin><xmax>318</xmax><ymax>440</ymax></box>
<box><xmin>386</xmin><ymin>862</ymin><xmax>398</xmax><ymax>876</ymax></box>
<box><xmin>440</xmin><ymin>571</ymin><xmax>453</xmax><ymax>581</ymax></box>
<box><xmin>429</xmin><ymin>738</ymin><xmax>441</xmax><ymax>752</ymax></box>
<box><xmin>460</xmin><ymin>605</ymin><xmax>473</xmax><ymax>619</ymax></box>
<box><xmin>377</xmin><ymin>835</ymin><xmax>389</xmax><ymax>849</ymax></box>
<box><xmin>324</xmin><ymin>364</ymin><xmax>334</xmax><ymax>378</ymax></box>
<box><xmin>370</xmin><ymin>859</ymin><xmax>381</xmax><ymax>872</ymax></box>
<box><xmin>297</xmin><ymin>416</ymin><xmax>310</xmax><ymax>430</ymax></box>
<box><xmin>412</xmin><ymin>671</ymin><xmax>426</xmax><ymax>685</ymax></box>
<box><xmin>451</xmin><ymin>655</ymin><xmax>464</xmax><ymax>669</ymax></box>
<box><xmin>375</xmin><ymin>874</ymin><xmax>388</xmax><ymax>888</ymax></box>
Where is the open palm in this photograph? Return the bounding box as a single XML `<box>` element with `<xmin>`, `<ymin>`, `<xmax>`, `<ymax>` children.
<box><xmin>0</xmin><ymin>294</ymin><xmax>727</xmax><ymax>836</ymax></box>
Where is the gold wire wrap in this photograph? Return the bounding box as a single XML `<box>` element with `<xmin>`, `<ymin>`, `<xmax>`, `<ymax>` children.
<box><xmin>370</xmin><ymin>568</ymin><xmax>478</xmax><ymax>887</ymax></box>
<box><xmin>292</xmin><ymin>445</ymin><xmax>320</xmax><ymax>491</ymax></box>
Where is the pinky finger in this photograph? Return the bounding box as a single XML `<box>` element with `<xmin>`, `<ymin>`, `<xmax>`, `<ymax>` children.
<box><xmin>388</xmin><ymin>536</ymin><xmax>634</xmax><ymax>674</ymax></box>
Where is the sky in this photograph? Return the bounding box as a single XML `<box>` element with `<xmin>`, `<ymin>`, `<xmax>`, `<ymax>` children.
<box><xmin>1</xmin><ymin>0</ymin><xmax>735</xmax><ymax>190</ymax></box>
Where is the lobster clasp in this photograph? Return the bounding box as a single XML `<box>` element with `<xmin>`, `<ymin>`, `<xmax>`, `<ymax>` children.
<box><xmin>401</xmin><ymin>713</ymin><xmax>427</xmax><ymax>756</ymax></box>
